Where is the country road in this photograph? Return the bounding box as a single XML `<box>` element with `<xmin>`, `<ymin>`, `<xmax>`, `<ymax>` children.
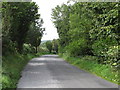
<box><xmin>17</xmin><ymin>55</ymin><xmax>118</xmax><ymax>89</ymax></box>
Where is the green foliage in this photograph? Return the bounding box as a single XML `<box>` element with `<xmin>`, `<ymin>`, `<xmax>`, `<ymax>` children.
<box><xmin>43</xmin><ymin>39</ymin><xmax>59</xmax><ymax>54</ymax></box>
<box><xmin>23</xmin><ymin>44</ymin><xmax>36</xmax><ymax>54</ymax></box>
<box><xmin>2</xmin><ymin>2</ymin><xmax>44</xmax><ymax>54</ymax></box>
<box><xmin>38</xmin><ymin>43</ymin><xmax>50</xmax><ymax>54</ymax></box>
<box><xmin>2</xmin><ymin>53</ymin><xmax>36</xmax><ymax>88</ymax></box>
<box><xmin>52</xmin><ymin>2</ymin><xmax>119</xmax><ymax>66</ymax></box>
<box><xmin>52</xmin><ymin>2</ymin><xmax>94</xmax><ymax>56</ymax></box>
<box><xmin>52</xmin><ymin>4</ymin><xmax>70</xmax><ymax>47</ymax></box>
<box><xmin>26</xmin><ymin>21</ymin><xmax>45</xmax><ymax>53</ymax></box>
<box><xmin>92</xmin><ymin>38</ymin><xmax>113</xmax><ymax>57</ymax></box>
<box><xmin>46</xmin><ymin>41</ymin><xmax>52</xmax><ymax>53</ymax></box>
<box><xmin>52</xmin><ymin>39</ymin><xmax>59</xmax><ymax>53</ymax></box>
<box><xmin>90</xmin><ymin>3</ymin><xmax>119</xmax><ymax>66</ymax></box>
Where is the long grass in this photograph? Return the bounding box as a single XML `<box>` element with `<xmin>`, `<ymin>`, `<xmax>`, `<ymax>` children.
<box><xmin>2</xmin><ymin>53</ymin><xmax>41</xmax><ymax>89</ymax></box>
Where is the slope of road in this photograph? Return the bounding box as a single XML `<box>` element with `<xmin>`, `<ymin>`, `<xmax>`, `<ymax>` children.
<box><xmin>17</xmin><ymin>55</ymin><xmax>118</xmax><ymax>89</ymax></box>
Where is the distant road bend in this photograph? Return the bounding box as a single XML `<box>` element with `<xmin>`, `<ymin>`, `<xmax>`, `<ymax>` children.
<box><xmin>17</xmin><ymin>55</ymin><xmax>118</xmax><ymax>89</ymax></box>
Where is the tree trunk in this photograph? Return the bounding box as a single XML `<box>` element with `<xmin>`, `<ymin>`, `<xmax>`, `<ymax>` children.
<box><xmin>35</xmin><ymin>46</ymin><xmax>37</xmax><ymax>53</ymax></box>
<box><xmin>17</xmin><ymin>42</ymin><xmax>23</xmax><ymax>54</ymax></box>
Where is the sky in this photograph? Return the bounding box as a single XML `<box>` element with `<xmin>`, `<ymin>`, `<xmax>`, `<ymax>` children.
<box><xmin>32</xmin><ymin>0</ymin><xmax>69</xmax><ymax>41</ymax></box>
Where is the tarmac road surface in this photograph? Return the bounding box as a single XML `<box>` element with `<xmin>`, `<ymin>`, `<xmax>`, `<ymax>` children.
<box><xmin>17</xmin><ymin>55</ymin><xmax>118</xmax><ymax>89</ymax></box>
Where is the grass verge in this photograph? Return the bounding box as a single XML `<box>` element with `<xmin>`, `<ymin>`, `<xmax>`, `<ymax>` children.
<box><xmin>61</xmin><ymin>54</ymin><xmax>119</xmax><ymax>85</ymax></box>
<box><xmin>2</xmin><ymin>53</ymin><xmax>43</xmax><ymax>89</ymax></box>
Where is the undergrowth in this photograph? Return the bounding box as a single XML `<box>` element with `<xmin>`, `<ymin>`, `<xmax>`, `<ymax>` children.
<box><xmin>2</xmin><ymin>53</ymin><xmax>43</xmax><ymax>89</ymax></box>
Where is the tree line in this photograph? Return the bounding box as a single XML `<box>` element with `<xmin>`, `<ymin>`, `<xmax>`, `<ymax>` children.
<box><xmin>2</xmin><ymin>2</ymin><xmax>44</xmax><ymax>55</ymax></box>
<box><xmin>52</xmin><ymin>2</ymin><xmax>119</xmax><ymax>67</ymax></box>
<box><xmin>45</xmin><ymin>39</ymin><xmax>59</xmax><ymax>53</ymax></box>
<box><xmin>2</xmin><ymin>2</ymin><xmax>45</xmax><ymax>89</ymax></box>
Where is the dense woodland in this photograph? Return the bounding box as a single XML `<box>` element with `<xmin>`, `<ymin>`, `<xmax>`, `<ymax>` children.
<box><xmin>52</xmin><ymin>2</ymin><xmax>119</xmax><ymax>67</ymax></box>
<box><xmin>1</xmin><ymin>1</ymin><xmax>120</xmax><ymax>89</ymax></box>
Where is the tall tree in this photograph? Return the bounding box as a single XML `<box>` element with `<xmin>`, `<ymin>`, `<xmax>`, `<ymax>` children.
<box><xmin>2</xmin><ymin>2</ymin><xmax>42</xmax><ymax>54</ymax></box>
<box><xmin>52</xmin><ymin>39</ymin><xmax>59</xmax><ymax>53</ymax></box>
<box><xmin>52</xmin><ymin>4</ymin><xmax>70</xmax><ymax>47</ymax></box>
<box><xmin>26</xmin><ymin>19</ymin><xmax>45</xmax><ymax>53</ymax></box>
<box><xmin>46</xmin><ymin>41</ymin><xmax>52</xmax><ymax>53</ymax></box>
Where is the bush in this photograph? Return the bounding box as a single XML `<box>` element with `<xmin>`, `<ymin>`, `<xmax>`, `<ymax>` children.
<box><xmin>81</xmin><ymin>55</ymin><xmax>98</xmax><ymax>62</ymax></box>
<box><xmin>106</xmin><ymin>46</ymin><xmax>119</xmax><ymax>66</ymax></box>
<box><xmin>23</xmin><ymin>44</ymin><xmax>36</xmax><ymax>54</ymax></box>
<box><xmin>92</xmin><ymin>37</ymin><xmax>118</xmax><ymax>65</ymax></box>
<box><xmin>2</xmin><ymin>38</ymin><xmax>17</xmax><ymax>55</ymax></box>
<box><xmin>64</xmin><ymin>39</ymin><xmax>91</xmax><ymax>57</ymax></box>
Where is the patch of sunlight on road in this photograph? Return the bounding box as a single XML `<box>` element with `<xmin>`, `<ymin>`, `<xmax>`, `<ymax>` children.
<box><xmin>32</xmin><ymin>58</ymin><xmax>45</xmax><ymax>61</ymax></box>
<box><xmin>28</xmin><ymin>63</ymin><xmax>46</xmax><ymax>66</ymax></box>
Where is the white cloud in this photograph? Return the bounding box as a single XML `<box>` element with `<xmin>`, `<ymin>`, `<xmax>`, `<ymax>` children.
<box><xmin>32</xmin><ymin>0</ymin><xmax>69</xmax><ymax>41</ymax></box>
